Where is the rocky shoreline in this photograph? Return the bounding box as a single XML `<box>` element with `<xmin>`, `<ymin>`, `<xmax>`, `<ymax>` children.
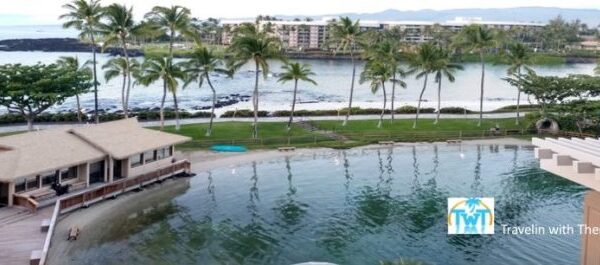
<box><xmin>0</xmin><ymin>38</ymin><xmax>144</xmax><ymax>56</ymax></box>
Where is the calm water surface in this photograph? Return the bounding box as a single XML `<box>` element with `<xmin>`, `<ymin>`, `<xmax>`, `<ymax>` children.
<box><xmin>64</xmin><ymin>145</ymin><xmax>585</xmax><ymax>265</ymax></box>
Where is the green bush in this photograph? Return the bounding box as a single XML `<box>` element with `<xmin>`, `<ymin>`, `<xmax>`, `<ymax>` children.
<box><xmin>0</xmin><ymin>110</ymin><xmax>213</xmax><ymax>125</ymax></box>
<box><xmin>220</xmin><ymin>109</ymin><xmax>269</xmax><ymax>118</ymax></box>
<box><xmin>440</xmin><ymin>107</ymin><xmax>473</xmax><ymax>114</ymax></box>
<box><xmin>395</xmin><ymin>106</ymin><xmax>435</xmax><ymax>114</ymax></box>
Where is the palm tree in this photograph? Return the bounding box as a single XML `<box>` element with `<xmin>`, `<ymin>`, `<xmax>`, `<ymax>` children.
<box><xmin>277</xmin><ymin>62</ymin><xmax>317</xmax><ymax>130</ymax></box>
<box><xmin>432</xmin><ymin>49</ymin><xmax>464</xmax><ymax>124</ymax></box>
<box><xmin>102</xmin><ymin>57</ymin><xmax>140</xmax><ymax>118</ymax></box>
<box><xmin>408</xmin><ymin>43</ymin><xmax>439</xmax><ymax>129</ymax></box>
<box><xmin>56</xmin><ymin>56</ymin><xmax>93</xmax><ymax>123</ymax></box>
<box><xmin>330</xmin><ymin>17</ymin><xmax>361</xmax><ymax>126</ymax></box>
<box><xmin>359</xmin><ymin>61</ymin><xmax>398</xmax><ymax>128</ymax></box>
<box><xmin>453</xmin><ymin>24</ymin><xmax>498</xmax><ymax>126</ymax></box>
<box><xmin>98</xmin><ymin>3</ymin><xmax>136</xmax><ymax>118</ymax></box>
<box><xmin>505</xmin><ymin>43</ymin><xmax>534</xmax><ymax>125</ymax></box>
<box><xmin>144</xmin><ymin>5</ymin><xmax>195</xmax><ymax>60</ymax></box>
<box><xmin>138</xmin><ymin>56</ymin><xmax>187</xmax><ymax>130</ymax></box>
<box><xmin>228</xmin><ymin>25</ymin><xmax>285</xmax><ymax>138</ymax></box>
<box><xmin>364</xmin><ymin>39</ymin><xmax>407</xmax><ymax>123</ymax></box>
<box><xmin>60</xmin><ymin>0</ymin><xmax>103</xmax><ymax>123</ymax></box>
<box><xmin>184</xmin><ymin>46</ymin><xmax>230</xmax><ymax>136</ymax></box>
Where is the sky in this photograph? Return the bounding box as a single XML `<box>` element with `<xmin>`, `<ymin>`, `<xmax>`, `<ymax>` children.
<box><xmin>1</xmin><ymin>0</ymin><xmax>600</xmax><ymax>25</ymax></box>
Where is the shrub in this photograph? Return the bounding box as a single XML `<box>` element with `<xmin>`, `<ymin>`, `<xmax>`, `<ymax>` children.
<box><xmin>439</xmin><ymin>107</ymin><xmax>473</xmax><ymax>114</ymax></box>
<box><xmin>220</xmin><ymin>109</ymin><xmax>269</xmax><ymax>118</ymax></box>
<box><xmin>395</xmin><ymin>106</ymin><xmax>435</xmax><ymax>114</ymax></box>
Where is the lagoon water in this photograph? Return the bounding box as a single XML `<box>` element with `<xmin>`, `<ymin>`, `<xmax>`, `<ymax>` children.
<box><xmin>59</xmin><ymin>145</ymin><xmax>585</xmax><ymax>265</ymax></box>
<box><xmin>0</xmin><ymin>50</ymin><xmax>596</xmax><ymax>115</ymax></box>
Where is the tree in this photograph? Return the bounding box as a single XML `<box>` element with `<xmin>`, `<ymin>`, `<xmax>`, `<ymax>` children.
<box><xmin>0</xmin><ymin>63</ymin><xmax>92</xmax><ymax>130</ymax></box>
<box><xmin>184</xmin><ymin>46</ymin><xmax>230</xmax><ymax>136</ymax></box>
<box><xmin>102</xmin><ymin>57</ymin><xmax>140</xmax><ymax>118</ymax></box>
<box><xmin>359</xmin><ymin>60</ymin><xmax>398</xmax><ymax>128</ymax></box>
<box><xmin>408</xmin><ymin>43</ymin><xmax>439</xmax><ymax>129</ymax></box>
<box><xmin>60</xmin><ymin>0</ymin><xmax>103</xmax><ymax>123</ymax></box>
<box><xmin>144</xmin><ymin>5</ymin><xmax>195</xmax><ymax>60</ymax></box>
<box><xmin>363</xmin><ymin>38</ymin><xmax>407</xmax><ymax>123</ymax></box>
<box><xmin>330</xmin><ymin>17</ymin><xmax>362</xmax><ymax>126</ymax></box>
<box><xmin>504</xmin><ymin>43</ymin><xmax>534</xmax><ymax>125</ymax></box>
<box><xmin>138</xmin><ymin>56</ymin><xmax>187</xmax><ymax>130</ymax></box>
<box><xmin>56</xmin><ymin>56</ymin><xmax>93</xmax><ymax>123</ymax></box>
<box><xmin>432</xmin><ymin>48</ymin><xmax>464</xmax><ymax>124</ymax></box>
<box><xmin>453</xmin><ymin>25</ymin><xmax>498</xmax><ymax>126</ymax></box>
<box><xmin>98</xmin><ymin>3</ymin><xmax>136</xmax><ymax>118</ymax></box>
<box><xmin>277</xmin><ymin>62</ymin><xmax>317</xmax><ymax>130</ymax></box>
<box><xmin>227</xmin><ymin>24</ymin><xmax>285</xmax><ymax>138</ymax></box>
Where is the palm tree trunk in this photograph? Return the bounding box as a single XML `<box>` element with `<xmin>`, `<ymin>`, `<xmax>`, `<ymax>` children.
<box><xmin>121</xmin><ymin>37</ymin><xmax>130</xmax><ymax>118</ymax></box>
<box><xmin>90</xmin><ymin>33</ymin><xmax>99</xmax><ymax>124</ymax></box>
<box><xmin>160</xmin><ymin>80</ymin><xmax>167</xmax><ymax>130</ymax></box>
<box><xmin>343</xmin><ymin>45</ymin><xmax>356</xmax><ymax>126</ymax></box>
<box><xmin>75</xmin><ymin>93</ymin><xmax>82</xmax><ymax>123</ymax></box>
<box><xmin>391</xmin><ymin>72</ymin><xmax>396</xmax><ymax>123</ymax></box>
<box><xmin>173</xmin><ymin>90</ymin><xmax>180</xmax><ymax>131</ymax></box>
<box><xmin>121</xmin><ymin>74</ymin><xmax>126</xmax><ymax>118</ymax></box>
<box><xmin>252</xmin><ymin>61</ymin><xmax>260</xmax><ymax>139</ymax></box>
<box><xmin>478</xmin><ymin>51</ymin><xmax>485</xmax><ymax>127</ymax></box>
<box><xmin>515</xmin><ymin>67</ymin><xmax>521</xmax><ymax>125</ymax></box>
<box><xmin>206</xmin><ymin>74</ymin><xmax>217</xmax><ymax>136</ymax></box>
<box><xmin>435</xmin><ymin>79</ymin><xmax>442</xmax><ymax>124</ymax></box>
<box><xmin>288</xmin><ymin>79</ymin><xmax>298</xmax><ymax>130</ymax></box>
<box><xmin>414</xmin><ymin>74</ymin><xmax>429</xmax><ymax>129</ymax></box>
<box><xmin>379</xmin><ymin>82</ymin><xmax>387</xmax><ymax>128</ymax></box>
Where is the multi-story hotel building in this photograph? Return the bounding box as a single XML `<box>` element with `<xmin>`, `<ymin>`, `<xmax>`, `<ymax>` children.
<box><xmin>221</xmin><ymin>17</ymin><xmax>545</xmax><ymax>49</ymax></box>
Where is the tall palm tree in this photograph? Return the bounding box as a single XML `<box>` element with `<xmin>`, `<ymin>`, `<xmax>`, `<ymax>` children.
<box><xmin>432</xmin><ymin>48</ymin><xmax>464</xmax><ymax>124</ymax></box>
<box><xmin>330</xmin><ymin>17</ymin><xmax>361</xmax><ymax>126</ymax></box>
<box><xmin>277</xmin><ymin>62</ymin><xmax>317</xmax><ymax>130</ymax></box>
<box><xmin>60</xmin><ymin>0</ymin><xmax>103</xmax><ymax>123</ymax></box>
<box><xmin>364</xmin><ymin>39</ymin><xmax>407</xmax><ymax>123</ymax></box>
<box><xmin>505</xmin><ymin>43</ymin><xmax>534</xmax><ymax>125</ymax></box>
<box><xmin>102</xmin><ymin>57</ymin><xmax>140</xmax><ymax>118</ymax></box>
<box><xmin>144</xmin><ymin>5</ymin><xmax>195</xmax><ymax>60</ymax></box>
<box><xmin>359</xmin><ymin>61</ymin><xmax>398</xmax><ymax>128</ymax></box>
<box><xmin>408</xmin><ymin>43</ymin><xmax>439</xmax><ymax>129</ymax></box>
<box><xmin>184</xmin><ymin>46</ymin><xmax>230</xmax><ymax>136</ymax></box>
<box><xmin>228</xmin><ymin>25</ymin><xmax>285</xmax><ymax>138</ymax></box>
<box><xmin>453</xmin><ymin>24</ymin><xmax>498</xmax><ymax>126</ymax></box>
<box><xmin>138</xmin><ymin>56</ymin><xmax>187</xmax><ymax>130</ymax></box>
<box><xmin>56</xmin><ymin>56</ymin><xmax>93</xmax><ymax>123</ymax></box>
<box><xmin>98</xmin><ymin>3</ymin><xmax>136</xmax><ymax>118</ymax></box>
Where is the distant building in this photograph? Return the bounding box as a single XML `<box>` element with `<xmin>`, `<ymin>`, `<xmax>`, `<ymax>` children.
<box><xmin>220</xmin><ymin>17</ymin><xmax>545</xmax><ymax>49</ymax></box>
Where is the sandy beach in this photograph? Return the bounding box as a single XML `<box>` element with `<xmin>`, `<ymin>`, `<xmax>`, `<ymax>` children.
<box><xmin>45</xmin><ymin>137</ymin><xmax>531</xmax><ymax>264</ymax></box>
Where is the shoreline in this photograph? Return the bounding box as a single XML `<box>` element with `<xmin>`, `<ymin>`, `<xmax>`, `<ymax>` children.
<box><xmin>45</xmin><ymin>137</ymin><xmax>531</xmax><ymax>264</ymax></box>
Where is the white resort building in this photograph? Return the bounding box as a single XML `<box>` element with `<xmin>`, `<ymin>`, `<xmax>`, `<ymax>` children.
<box><xmin>0</xmin><ymin>118</ymin><xmax>191</xmax><ymax>210</ymax></box>
<box><xmin>221</xmin><ymin>17</ymin><xmax>545</xmax><ymax>49</ymax></box>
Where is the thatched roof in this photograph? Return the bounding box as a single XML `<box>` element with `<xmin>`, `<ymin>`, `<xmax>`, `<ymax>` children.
<box><xmin>0</xmin><ymin>118</ymin><xmax>190</xmax><ymax>182</ymax></box>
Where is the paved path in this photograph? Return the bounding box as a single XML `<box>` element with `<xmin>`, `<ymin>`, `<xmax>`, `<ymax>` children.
<box><xmin>0</xmin><ymin>112</ymin><xmax>522</xmax><ymax>133</ymax></box>
<box><xmin>0</xmin><ymin>207</ymin><xmax>53</xmax><ymax>265</ymax></box>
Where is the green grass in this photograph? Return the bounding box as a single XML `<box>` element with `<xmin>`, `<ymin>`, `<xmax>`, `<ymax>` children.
<box><xmin>457</xmin><ymin>53</ymin><xmax>566</xmax><ymax>65</ymax></box>
<box><xmin>159</xmin><ymin>118</ymin><xmax>532</xmax><ymax>150</ymax></box>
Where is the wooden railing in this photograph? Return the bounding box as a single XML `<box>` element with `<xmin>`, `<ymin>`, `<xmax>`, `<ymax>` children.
<box><xmin>38</xmin><ymin>159</ymin><xmax>191</xmax><ymax>265</ymax></box>
<box><xmin>13</xmin><ymin>193</ymin><xmax>39</xmax><ymax>213</ymax></box>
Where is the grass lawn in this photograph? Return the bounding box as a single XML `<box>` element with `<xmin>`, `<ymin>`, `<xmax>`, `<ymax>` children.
<box><xmin>312</xmin><ymin>118</ymin><xmax>526</xmax><ymax>132</ymax></box>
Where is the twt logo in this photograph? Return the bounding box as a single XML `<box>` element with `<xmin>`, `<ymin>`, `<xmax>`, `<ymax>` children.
<box><xmin>447</xmin><ymin>197</ymin><xmax>494</xmax><ymax>234</ymax></box>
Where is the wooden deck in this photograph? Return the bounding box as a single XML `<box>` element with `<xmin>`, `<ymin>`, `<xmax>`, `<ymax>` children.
<box><xmin>0</xmin><ymin>206</ymin><xmax>52</xmax><ymax>265</ymax></box>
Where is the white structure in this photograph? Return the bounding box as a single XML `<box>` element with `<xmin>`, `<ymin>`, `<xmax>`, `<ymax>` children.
<box><xmin>221</xmin><ymin>17</ymin><xmax>545</xmax><ymax>48</ymax></box>
<box><xmin>532</xmin><ymin>137</ymin><xmax>600</xmax><ymax>265</ymax></box>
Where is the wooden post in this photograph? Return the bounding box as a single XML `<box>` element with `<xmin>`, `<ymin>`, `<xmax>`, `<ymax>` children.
<box><xmin>581</xmin><ymin>190</ymin><xmax>600</xmax><ymax>265</ymax></box>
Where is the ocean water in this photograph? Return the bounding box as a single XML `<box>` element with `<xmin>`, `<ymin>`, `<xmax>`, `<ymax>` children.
<box><xmin>0</xmin><ymin>25</ymin><xmax>596</xmax><ymax>115</ymax></box>
<box><xmin>54</xmin><ymin>145</ymin><xmax>586</xmax><ymax>265</ymax></box>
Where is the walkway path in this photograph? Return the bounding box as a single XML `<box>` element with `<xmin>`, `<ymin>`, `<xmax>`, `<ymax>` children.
<box><xmin>0</xmin><ymin>207</ymin><xmax>53</xmax><ymax>265</ymax></box>
<box><xmin>0</xmin><ymin>112</ymin><xmax>522</xmax><ymax>134</ymax></box>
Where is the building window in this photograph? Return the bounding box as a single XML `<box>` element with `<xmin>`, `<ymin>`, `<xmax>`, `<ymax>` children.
<box><xmin>156</xmin><ymin>148</ymin><xmax>167</xmax><ymax>160</ymax></box>
<box><xmin>42</xmin><ymin>172</ymin><xmax>57</xmax><ymax>186</ymax></box>
<box><xmin>26</xmin><ymin>177</ymin><xmax>39</xmax><ymax>190</ymax></box>
<box><xmin>131</xmin><ymin>153</ymin><xmax>143</xmax><ymax>168</ymax></box>
<box><xmin>15</xmin><ymin>179</ymin><xmax>26</xmax><ymax>193</ymax></box>
<box><xmin>60</xmin><ymin>167</ymin><xmax>78</xmax><ymax>182</ymax></box>
<box><xmin>144</xmin><ymin>150</ymin><xmax>156</xmax><ymax>163</ymax></box>
<box><xmin>168</xmin><ymin>146</ymin><xmax>173</xmax><ymax>157</ymax></box>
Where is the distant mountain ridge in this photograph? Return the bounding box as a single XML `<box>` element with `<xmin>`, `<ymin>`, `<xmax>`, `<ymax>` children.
<box><xmin>272</xmin><ymin>7</ymin><xmax>600</xmax><ymax>25</ymax></box>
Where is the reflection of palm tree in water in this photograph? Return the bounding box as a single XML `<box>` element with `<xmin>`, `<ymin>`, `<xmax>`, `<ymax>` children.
<box><xmin>411</xmin><ymin>146</ymin><xmax>421</xmax><ymax>190</ymax></box>
<box><xmin>207</xmin><ymin>171</ymin><xmax>216</xmax><ymax>203</ymax></box>
<box><xmin>342</xmin><ymin>151</ymin><xmax>352</xmax><ymax>202</ymax></box>
<box><xmin>249</xmin><ymin>161</ymin><xmax>260</xmax><ymax>220</ymax></box>
<box><xmin>471</xmin><ymin>145</ymin><xmax>483</xmax><ymax>194</ymax></box>
<box><xmin>274</xmin><ymin>157</ymin><xmax>308</xmax><ymax>227</ymax></box>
